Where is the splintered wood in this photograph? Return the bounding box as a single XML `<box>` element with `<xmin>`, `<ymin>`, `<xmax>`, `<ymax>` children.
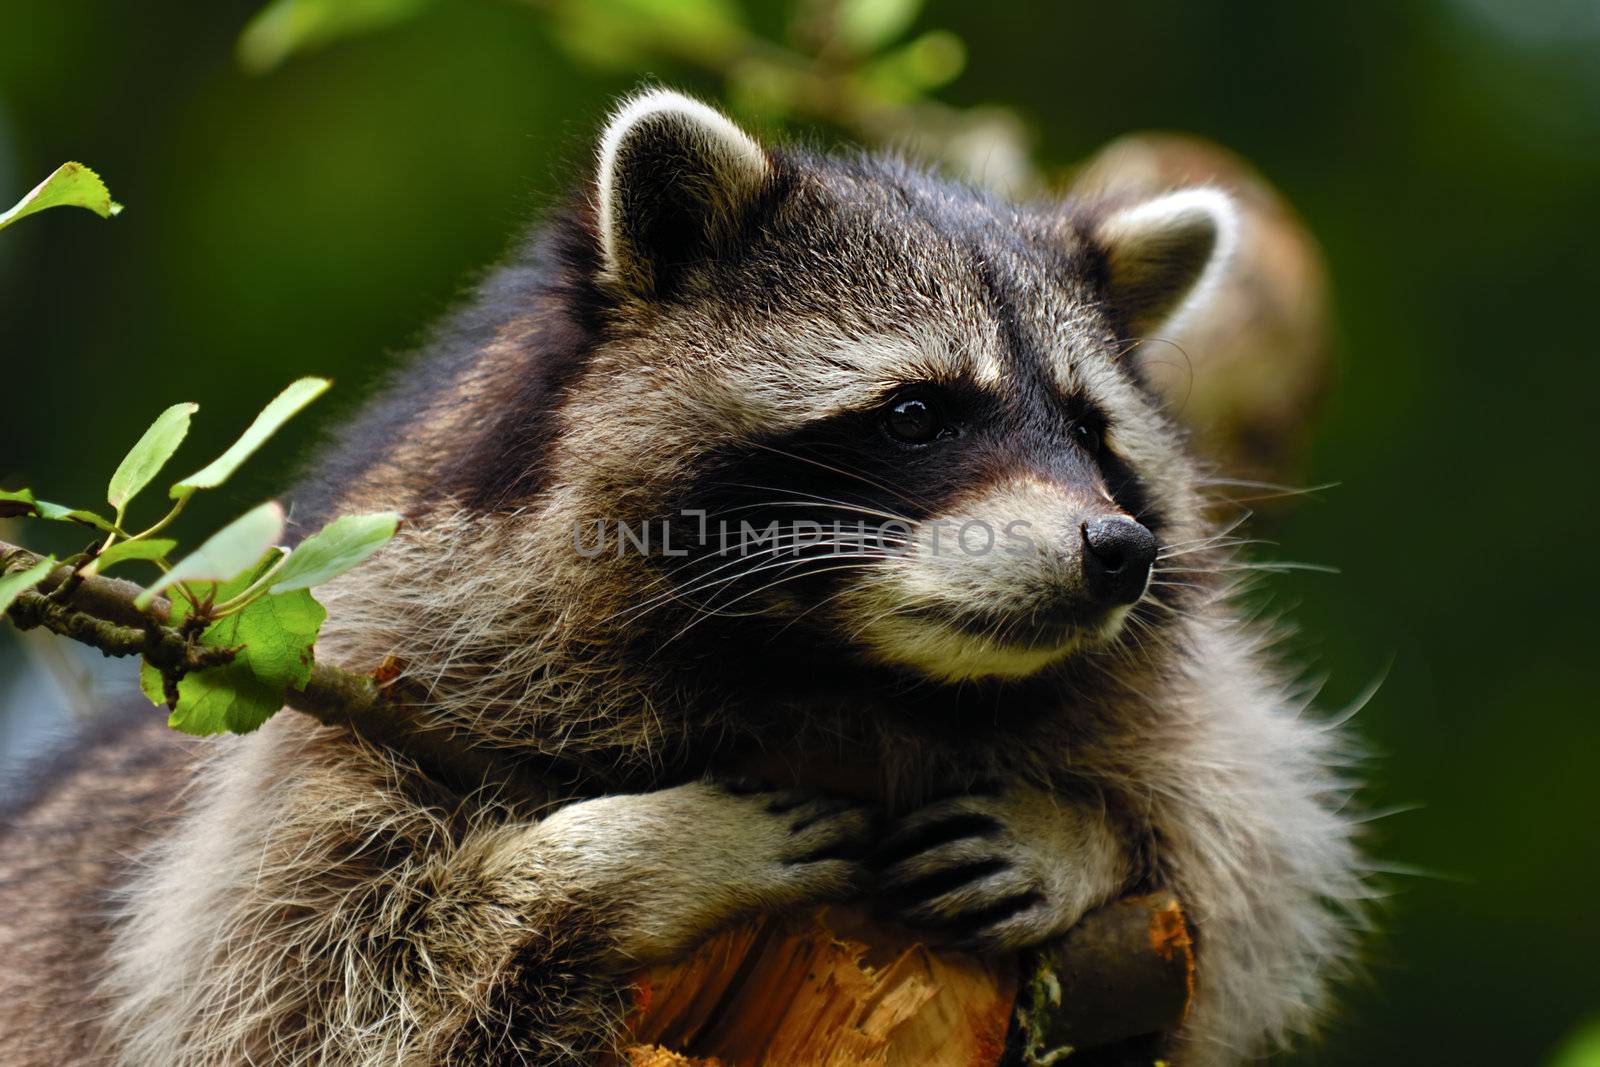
<box><xmin>618</xmin><ymin>893</ymin><xmax>1195</xmax><ymax>1067</ymax></box>
<box><xmin>621</xmin><ymin>906</ymin><xmax>1017</xmax><ymax>1067</ymax></box>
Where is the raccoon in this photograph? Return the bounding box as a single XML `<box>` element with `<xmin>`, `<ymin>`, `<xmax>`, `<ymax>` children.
<box><xmin>0</xmin><ymin>90</ymin><xmax>1366</xmax><ymax>1065</ymax></box>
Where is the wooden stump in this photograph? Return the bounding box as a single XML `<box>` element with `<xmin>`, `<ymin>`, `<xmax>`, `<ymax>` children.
<box><xmin>620</xmin><ymin>894</ymin><xmax>1194</xmax><ymax>1067</ymax></box>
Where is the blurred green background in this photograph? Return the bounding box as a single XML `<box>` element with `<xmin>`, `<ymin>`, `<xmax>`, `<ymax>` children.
<box><xmin>3</xmin><ymin>1</ymin><xmax>1598</xmax><ymax>1063</ymax></box>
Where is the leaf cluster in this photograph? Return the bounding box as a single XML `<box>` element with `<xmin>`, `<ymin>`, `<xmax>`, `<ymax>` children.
<box><xmin>3</xmin><ymin>377</ymin><xmax>398</xmax><ymax>736</ymax></box>
<box><xmin>2</xmin><ymin>164</ymin><xmax>401</xmax><ymax>737</ymax></box>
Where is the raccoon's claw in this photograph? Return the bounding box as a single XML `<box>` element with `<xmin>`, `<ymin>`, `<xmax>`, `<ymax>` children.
<box><xmin>875</xmin><ymin>795</ymin><xmax>1044</xmax><ymax>949</ymax></box>
<box><xmin>782</xmin><ymin>796</ymin><xmax>877</xmax><ymax>865</ymax></box>
<box><xmin>708</xmin><ymin>780</ymin><xmax>877</xmax><ymax>872</ymax></box>
<box><xmin>875</xmin><ymin>796</ymin><xmax>1006</xmax><ymax>867</ymax></box>
<box><xmin>872</xmin><ymin>788</ymin><xmax>1127</xmax><ymax>954</ymax></box>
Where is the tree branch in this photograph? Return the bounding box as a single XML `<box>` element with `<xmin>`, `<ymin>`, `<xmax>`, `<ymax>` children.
<box><xmin>1008</xmin><ymin>891</ymin><xmax>1194</xmax><ymax>1064</ymax></box>
<box><xmin>1</xmin><ymin>538</ymin><xmax>536</xmax><ymax>797</ymax></box>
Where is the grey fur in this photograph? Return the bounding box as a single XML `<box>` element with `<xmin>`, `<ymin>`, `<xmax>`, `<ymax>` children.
<box><xmin>0</xmin><ymin>90</ymin><xmax>1367</xmax><ymax>1066</ymax></box>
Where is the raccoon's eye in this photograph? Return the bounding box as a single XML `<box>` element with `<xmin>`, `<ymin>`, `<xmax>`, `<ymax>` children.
<box><xmin>1074</xmin><ymin>420</ymin><xmax>1103</xmax><ymax>456</ymax></box>
<box><xmin>883</xmin><ymin>387</ymin><xmax>949</xmax><ymax>445</ymax></box>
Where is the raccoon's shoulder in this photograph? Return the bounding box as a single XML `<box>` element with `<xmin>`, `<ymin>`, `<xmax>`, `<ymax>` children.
<box><xmin>288</xmin><ymin>212</ymin><xmax>609</xmax><ymax>530</ymax></box>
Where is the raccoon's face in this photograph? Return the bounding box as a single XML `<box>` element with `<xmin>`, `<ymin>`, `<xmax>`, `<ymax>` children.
<box><xmin>568</xmin><ymin>92</ymin><xmax>1232</xmax><ymax>684</ymax></box>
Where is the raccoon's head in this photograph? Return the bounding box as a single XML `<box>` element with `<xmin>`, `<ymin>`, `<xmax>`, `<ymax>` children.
<box><xmin>532</xmin><ymin>91</ymin><xmax>1235</xmax><ymax>687</ymax></box>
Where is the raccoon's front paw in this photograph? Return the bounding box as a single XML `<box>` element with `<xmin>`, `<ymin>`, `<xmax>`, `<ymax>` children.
<box><xmin>713</xmin><ymin>777</ymin><xmax>880</xmax><ymax>871</ymax></box>
<box><xmin>537</xmin><ymin>778</ymin><xmax>877</xmax><ymax>967</ymax></box>
<box><xmin>873</xmin><ymin>785</ymin><xmax>1129</xmax><ymax>953</ymax></box>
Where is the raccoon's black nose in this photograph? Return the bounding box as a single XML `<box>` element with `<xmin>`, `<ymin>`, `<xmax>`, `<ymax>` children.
<box><xmin>1080</xmin><ymin>517</ymin><xmax>1157</xmax><ymax>607</ymax></box>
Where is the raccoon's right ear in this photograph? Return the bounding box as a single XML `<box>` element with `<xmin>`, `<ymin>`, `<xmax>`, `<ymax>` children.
<box><xmin>1087</xmin><ymin>188</ymin><xmax>1238</xmax><ymax>339</ymax></box>
<box><xmin>595</xmin><ymin>89</ymin><xmax>774</xmax><ymax>298</ymax></box>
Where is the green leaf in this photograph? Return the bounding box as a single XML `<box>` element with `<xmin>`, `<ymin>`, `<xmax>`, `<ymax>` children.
<box><xmin>861</xmin><ymin>30</ymin><xmax>966</xmax><ymax>99</ymax></box>
<box><xmin>135</xmin><ymin>502</ymin><xmax>285</xmax><ymax>610</ymax></box>
<box><xmin>0</xmin><ymin>488</ymin><xmax>115</xmax><ymax>531</ymax></box>
<box><xmin>0</xmin><ymin>162</ymin><xmax>123</xmax><ymax>233</ymax></box>
<box><xmin>167</xmin><ymin>591</ymin><xmax>326</xmax><ymax>734</ymax></box>
<box><xmin>32</xmin><ymin>500</ymin><xmax>117</xmax><ymax>532</ymax></box>
<box><xmin>270</xmin><ymin>512</ymin><xmax>400</xmax><ymax>593</ymax></box>
<box><xmin>237</xmin><ymin>0</ymin><xmax>438</xmax><ymax>73</ymax></box>
<box><xmin>1551</xmin><ymin>1019</ymin><xmax>1600</xmax><ymax>1067</ymax></box>
<box><xmin>144</xmin><ymin>556</ymin><xmax>326</xmax><ymax>734</ymax></box>
<box><xmin>835</xmin><ymin>0</ymin><xmax>923</xmax><ymax>51</ymax></box>
<box><xmin>0</xmin><ymin>488</ymin><xmax>39</xmax><ymax>519</ymax></box>
<box><xmin>94</xmin><ymin>538</ymin><xmax>178</xmax><ymax>571</ymax></box>
<box><xmin>0</xmin><ymin>557</ymin><xmax>56</xmax><ymax>615</ymax></box>
<box><xmin>550</xmin><ymin>0</ymin><xmax>743</xmax><ymax>69</ymax></box>
<box><xmin>171</xmin><ymin>378</ymin><xmax>329</xmax><ymax>499</ymax></box>
<box><xmin>108</xmin><ymin>402</ymin><xmax>198</xmax><ymax>514</ymax></box>
<box><xmin>138</xmin><ymin>658</ymin><xmax>168</xmax><ymax>707</ymax></box>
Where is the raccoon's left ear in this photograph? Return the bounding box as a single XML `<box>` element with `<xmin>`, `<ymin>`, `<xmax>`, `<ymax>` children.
<box><xmin>595</xmin><ymin>89</ymin><xmax>774</xmax><ymax>297</ymax></box>
<box><xmin>1089</xmin><ymin>188</ymin><xmax>1238</xmax><ymax>338</ymax></box>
